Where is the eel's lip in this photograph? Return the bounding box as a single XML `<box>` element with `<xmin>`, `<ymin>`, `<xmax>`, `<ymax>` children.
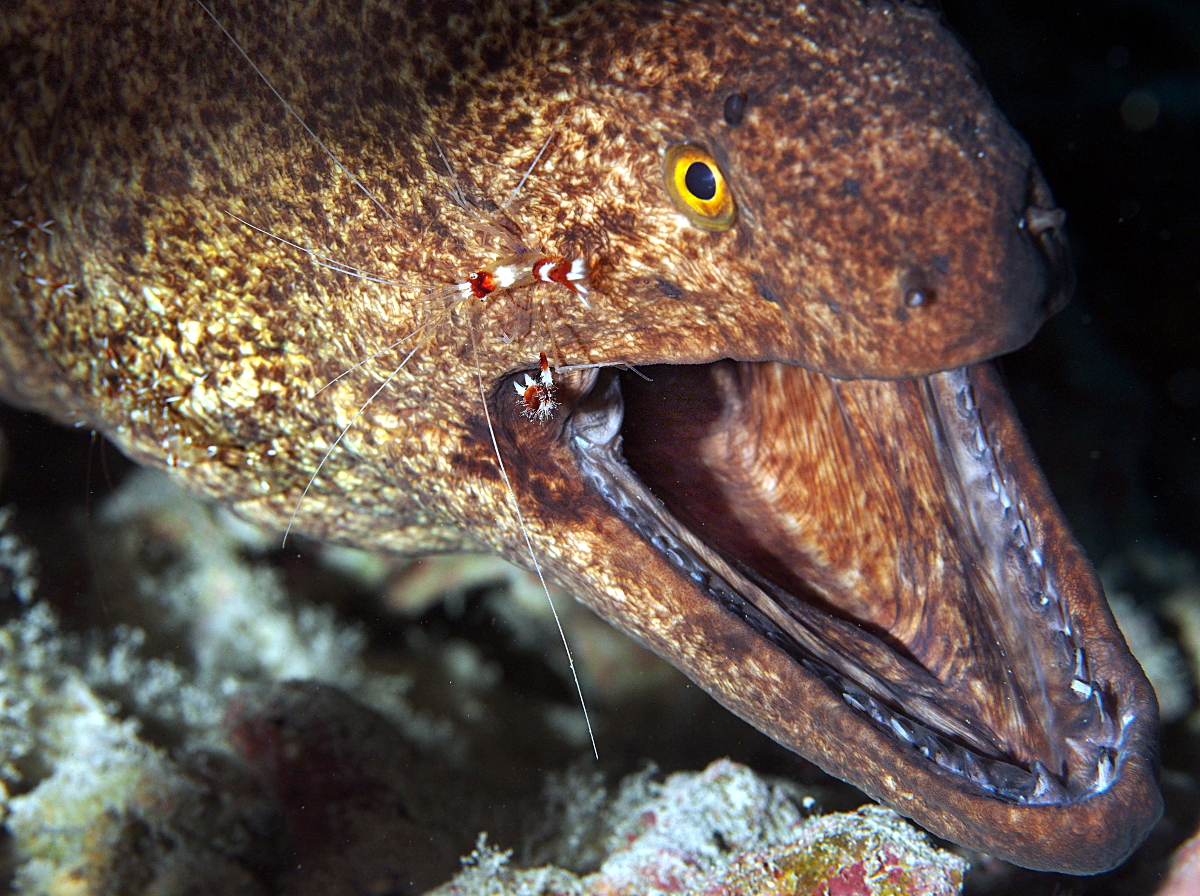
<box><xmin>506</xmin><ymin>359</ymin><xmax>1161</xmax><ymax>874</ymax></box>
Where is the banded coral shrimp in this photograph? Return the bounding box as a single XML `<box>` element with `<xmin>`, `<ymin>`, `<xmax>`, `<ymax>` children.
<box><xmin>194</xmin><ymin>0</ymin><xmax>600</xmax><ymax>756</ymax></box>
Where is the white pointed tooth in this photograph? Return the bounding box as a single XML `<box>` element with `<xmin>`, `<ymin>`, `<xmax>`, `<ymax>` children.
<box><xmin>1095</xmin><ymin>751</ymin><xmax>1117</xmax><ymax>791</ymax></box>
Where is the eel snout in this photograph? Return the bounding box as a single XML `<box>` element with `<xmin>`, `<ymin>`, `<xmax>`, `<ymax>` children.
<box><xmin>491</xmin><ymin>356</ymin><xmax>1161</xmax><ymax>875</ymax></box>
<box><xmin>721</xmin><ymin>99</ymin><xmax>1076</xmax><ymax>382</ymax></box>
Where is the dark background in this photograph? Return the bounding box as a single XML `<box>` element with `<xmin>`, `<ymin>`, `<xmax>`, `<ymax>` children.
<box><xmin>944</xmin><ymin>0</ymin><xmax>1199</xmax><ymax>565</ymax></box>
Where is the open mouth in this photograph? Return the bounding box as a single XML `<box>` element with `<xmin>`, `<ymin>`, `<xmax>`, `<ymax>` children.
<box><xmin>569</xmin><ymin>361</ymin><xmax>1128</xmax><ymax>801</ymax></box>
<box><xmin>509</xmin><ymin>354</ymin><xmax>1161</xmax><ymax>871</ymax></box>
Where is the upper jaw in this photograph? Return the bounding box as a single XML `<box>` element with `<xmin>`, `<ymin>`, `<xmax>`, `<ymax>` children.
<box><xmin>494</xmin><ymin>357</ymin><xmax>1161</xmax><ymax>874</ymax></box>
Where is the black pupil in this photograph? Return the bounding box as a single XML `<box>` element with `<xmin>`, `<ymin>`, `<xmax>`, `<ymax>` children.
<box><xmin>684</xmin><ymin>161</ymin><xmax>718</xmax><ymax>201</ymax></box>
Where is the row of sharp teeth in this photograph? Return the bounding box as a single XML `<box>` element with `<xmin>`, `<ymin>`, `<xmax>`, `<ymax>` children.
<box><xmin>951</xmin><ymin>376</ymin><xmax>1090</xmax><ymax>699</ymax></box>
<box><xmin>942</xmin><ymin>370</ymin><xmax>1135</xmax><ymax>795</ymax></box>
<box><xmin>959</xmin><ymin>380</ymin><xmax>1104</xmax><ymax>709</ymax></box>
<box><xmin>577</xmin><ymin>437</ymin><xmax>1064</xmax><ymax>804</ymax></box>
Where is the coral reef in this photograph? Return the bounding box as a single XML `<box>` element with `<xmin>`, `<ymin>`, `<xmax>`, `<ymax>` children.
<box><xmin>0</xmin><ymin>471</ymin><xmax>971</xmax><ymax>895</ymax></box>
<box><xmin>0</xmin><ymin>475</ymin><xmax>528</xmax><ymax>893</ymax></box>
<box><xmin>0</xmin><ymin>510</ymin><xmax>282</xmax><ymax>895</ymax></box>
<box><xmin>427</xmin><ymin>760</ymin><xmax>967</xmax><ymax>896</ymax></box>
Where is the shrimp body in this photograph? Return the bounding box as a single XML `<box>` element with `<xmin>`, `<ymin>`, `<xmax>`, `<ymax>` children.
<box><xmin>513</xmin><ymin>351</ymin><xmax>558</xmax><ymax>420</ymax></box>
<box><xmin>462</xmin><ymin>252</ymin><xmax>590</xmax><ymax>306</ymax></box>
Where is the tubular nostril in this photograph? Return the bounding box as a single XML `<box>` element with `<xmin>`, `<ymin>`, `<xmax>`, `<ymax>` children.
<box><xmin>898</xmin><ymin>268</ymin><xmax>937</xmax><ymax>311</ymax></box>
<box><xmin>1023</xmin><ymin>206</ymin><xmax>1067</xmax><ymax>237</ymax></box>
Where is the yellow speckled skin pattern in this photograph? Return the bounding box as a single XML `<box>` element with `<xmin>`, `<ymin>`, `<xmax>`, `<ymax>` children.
<box><xmin>0</xmin><ymin>0</ymin><xmax>1161</xmax><ymax>874</ymax></box>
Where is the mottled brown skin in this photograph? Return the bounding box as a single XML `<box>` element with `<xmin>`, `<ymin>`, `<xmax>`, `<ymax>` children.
<box><xmin>0</xmin><ymin>0</ymin><xmax>1159</xmax><ymax>874</ymax></box>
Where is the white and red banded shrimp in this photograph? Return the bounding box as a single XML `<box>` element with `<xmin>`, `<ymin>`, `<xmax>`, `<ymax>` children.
<box><xmin>514</xmin><ymin>351</ymin><xmax>558</xmax><ymax>420</ymax></box>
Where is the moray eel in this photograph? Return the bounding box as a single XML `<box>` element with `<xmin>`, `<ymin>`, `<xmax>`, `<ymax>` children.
<box><xmin>1</xmin><ymin>0</ymin><xmax>1161</xmax><ymax>874</ymax></box>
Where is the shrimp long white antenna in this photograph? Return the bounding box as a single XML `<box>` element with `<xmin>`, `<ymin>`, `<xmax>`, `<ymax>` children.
<box><xmin>281</xmin><ymin>339</ymin><xmax>425</xmax><ymax>547</ymax></box>
<box><xmin>283</xmin><ymin>280</ymin><xmax>474</xmax><ymax>544</ymax></box>
<box><xmin>313</xmin><ymin>275</ymin><xmax>480</xmax><ymax>398</ymax></box>
<box><xmin>312</xmin><ymin>324</ymin><xmax>430</xmax><ymax>397</ymax></box>
<box><xmin>469</xmin><ymin>323</ymin><xmax>599</xmax><ymax>760</ymax></box>
<box><xmin>195</xmin><ymin>0</ymin><xmax>395</xmax><ymax>224</ymax></box>
<box><xmin>559</xmin><ymin>362</ymin><xmax>653</xmax><ymax>382</ymax></box>
<box><xmin>433</xmin><ymin>137</ymin><xmax>472</xmax><ymax>209</ymax></box>
<box><xmin>222</xmin><ymin>211</ymin><xmax>400</xmax><ymax>284</ymax></box>
<box><xmin>504</xmin><ymin>125</ymin><xmax>558</xmax><ymax>211</ymax></box>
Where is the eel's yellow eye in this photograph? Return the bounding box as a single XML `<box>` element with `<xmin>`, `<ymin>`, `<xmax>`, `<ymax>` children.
<box><xmin>663</xmin><ymin>143</ymin><xmax>736</xmax><ymax>231</ymax></box>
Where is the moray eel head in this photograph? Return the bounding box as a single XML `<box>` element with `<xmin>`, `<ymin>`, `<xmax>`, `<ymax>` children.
<box><xmin>0</xmin><ymin>0</ymin><xmax>1157</xmax><ymax>877</ymax></box>
<box><xmin>450</xmin><ymin>0</ymin><xmax>1157</xmax><ymax>874</ymax></box>
<box><xmin>507</xmin><ymin>360</ymin><xmax>1160</xmax><ymax>876</ymax></box>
